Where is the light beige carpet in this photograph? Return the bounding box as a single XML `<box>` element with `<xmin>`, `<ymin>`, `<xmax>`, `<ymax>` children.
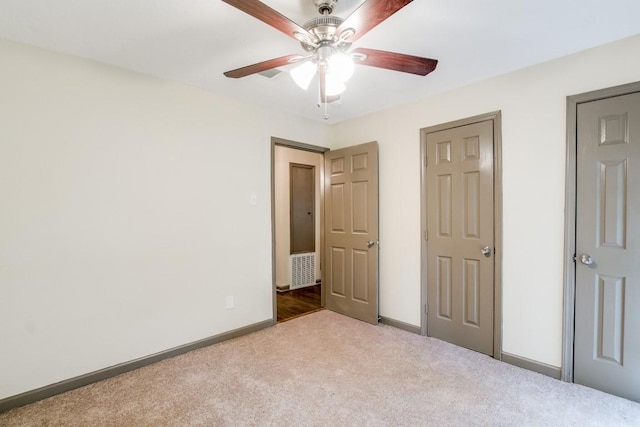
<box><xmin>2</xmin><ymin>310</ymin><xmax>639</xmax><ymax>426</ymax></box>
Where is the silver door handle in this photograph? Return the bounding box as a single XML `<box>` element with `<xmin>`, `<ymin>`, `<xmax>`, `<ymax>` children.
<box><xmin>481</xmin><ymin>246</ymin><xmax>491</xmax><ymax>257</ymax></box>
<box><xmin>579</xmin><ymin>254</ymin><xmax>594</xmax><ymax>265</ymax></box>
<box><xmin>367</xmin><ymin>240</ymin><xmax>376</xmax><ymax>248</ymax></box>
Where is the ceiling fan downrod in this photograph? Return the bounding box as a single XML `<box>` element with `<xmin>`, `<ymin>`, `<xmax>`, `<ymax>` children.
<box><xmin>313</xmin><ymin>0</ymin><xmax>338</xmax><ymax>15</ymax></box>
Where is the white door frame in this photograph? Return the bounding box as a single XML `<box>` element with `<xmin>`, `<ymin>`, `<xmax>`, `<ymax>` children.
<box><xmin>419</xmin><ymin>111</ymin><xmax>504</xmax><ymax>359</ymax></box>
<box><xmin>270</xmin><ymin>137</ymin><xmax>329</xmax><ymax>323</ymax></box>
<box><xmin>561</xmin><ymin>81</ymin><xmax>640</xmax><ymax>382</ymax></box>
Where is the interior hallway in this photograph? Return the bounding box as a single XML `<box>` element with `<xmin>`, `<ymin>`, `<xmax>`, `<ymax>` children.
<box><xmin>276</xmin><ymin>284</ymin><xmax>321</xmax><ymax>322</ymax></box>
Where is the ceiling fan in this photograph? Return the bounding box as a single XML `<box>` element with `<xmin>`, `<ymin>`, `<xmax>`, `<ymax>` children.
<box><xmin>221</xmin><ymin>0</ymin><xmax>438</xmax><ymax>117</ymax></box>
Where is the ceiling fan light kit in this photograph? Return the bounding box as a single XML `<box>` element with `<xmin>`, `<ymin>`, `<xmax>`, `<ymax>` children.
<box><xmin>324</xmin><ymin>75</ymin><xmax>346</xmax><ymax>97</ymax></box>
<box><xmin>221</xmin><ymin>0</ymin><xmax>438</xmax><ymax>119</ymax></box>
<box><xmin>328</xmin><ymin>52</ymin><xmax>355</xmax><ymax>82</ymax></box>
<box><xmin>291</xmin><ymin>48</ymin><xmax>355</xmax><ymax>94</ymax></box>
<box><xmin>290</xmin><ymin>61</ymin><xmax>316</xmax><ymax>90</ymax></box>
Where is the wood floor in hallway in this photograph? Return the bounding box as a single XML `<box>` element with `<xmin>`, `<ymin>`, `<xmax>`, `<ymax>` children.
<box><xmin>276</xmin><ymin>284</ymin><xmax>321</xmax><ymax>322</ymax></box>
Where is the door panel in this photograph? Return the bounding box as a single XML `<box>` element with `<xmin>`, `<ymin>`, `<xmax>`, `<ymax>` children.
<box><xmin>426</xmin><ymin>120</ymin><xmax>494</xmax><ymax>356</ymax></box>
<box><xmin>352</xmin><ymin>181</ymin><xmax>369</xmax><ymax>232</ymax></box>
<box><xmin>324</xmin><ymin>142</ymin><xmax>379</xmax><ymax>324</ymax></box>
<box><xmin>330</xmin><ymin>183</ymin><xmax>346</xmax><ymax>232</ymax></box>
<box><xmin>574</xmin><ymin>91</ymin><xmax>640</xmax><ymax>402</ymax></box>
<box><xmin>437</xmin><ymin>256</ymin><xmax>453</xmax><ymax>319</ymax></box>
<box><xmin>463</xmin><ymin>258</ymin><xmax>480</xmax><ymax>326</ymax></box>
<box><xmin>438</xmin><ymin>174</ymin><xmax>452</xmax><ymax>236</ymax></box>
<box><xmin>352</xmin><ymin>249</ymin><xmax>369</xmax><ymax>302</ymax></box>
<box><xmin>464</xmin><ymin>172</ymin><xmax>480</xmax><ymax>238</ymax></box>
<box><xmin>290</xmin><ymin>163</ymin><xmax>315</xmax><ymax>254</ymax></box>
<box><xmin>330</xmin><ymin>247</ymin><xmax>346</xmax><ymax>296</ymax></box>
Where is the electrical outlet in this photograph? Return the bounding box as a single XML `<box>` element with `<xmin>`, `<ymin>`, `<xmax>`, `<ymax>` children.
<box><xmin>225</xmin><ymin>295</ymin><xmax>234</xmax><ymax>310</ymax></box>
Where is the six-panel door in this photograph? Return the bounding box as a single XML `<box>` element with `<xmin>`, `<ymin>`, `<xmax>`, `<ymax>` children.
<box><xmin>574</xmin><ymin>91</ymin><xmax>640</xmax><ymax>402</ymax></box>
<box><xmin>324</xmin><ymin>142</ymin><xmax>379</xmax><ymax>325</ymax></box>
<box><xmin>426</xmin><ymin>120</ymin><xmax>495</xmax><ymax>356</ymax></box>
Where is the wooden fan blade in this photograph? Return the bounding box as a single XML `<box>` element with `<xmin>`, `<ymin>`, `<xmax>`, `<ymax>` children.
<box><xmin>224</xmin><ymin>54</ymin><xmax>301</xmax><ymax>78</ymax></box>
<box><xmin>352</xmin><ymin>48</ymin><xmax>438</xmax><ymax>76</ymax></box>
<box><xmin>220</xmin><ymin>0</ymin><xmax>312</xmax><ymax>41</ymax></box>
<box><xmin>337</xmin><ymin>0</ymin><xmax>413</xmax><ymax>43</ymax></box>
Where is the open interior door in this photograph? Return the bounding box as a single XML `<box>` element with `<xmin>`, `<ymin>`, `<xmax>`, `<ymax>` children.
<box><xmin>324</xmin><ymin>142</ymin><xmax>379</xmax><ymax>324</ymax></box>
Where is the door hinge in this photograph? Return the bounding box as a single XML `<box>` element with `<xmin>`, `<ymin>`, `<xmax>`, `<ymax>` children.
<box><xmin>573</xmin><ymin>253</ymin><xmax>577</xmax><ymax>262</ymax></box>
<box><xmin>424</xmin><ymin>156</ymin><xmax>428</xmax><ymax>167</ymax></box>
<box><xmin>424</xmin><ymin>304</ymin><xmax>428</xmax><ymax>315</ymax></box>
<box><xmin>424</xmin><ymin>230</ymin><xmax>428</xmax><ymax>241</ymax></box>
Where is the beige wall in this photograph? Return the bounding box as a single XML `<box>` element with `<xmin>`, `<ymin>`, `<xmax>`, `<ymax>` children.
<box><xmin>330</xmin><ymin>34</ymin><xmax>640</xmax><ymax>367</ymax></box>
<box><xmin>274</xmin><ymin>146</ymin><xmax>323</xmax><ymax>287</ymax></box>
<box><xmin>0</xmin><ymin>39</ymin><xmax>329</xmax><ymax>399</ymax></box>
<box><xmin>3</xmin><ymin>32</ymin><xmax>640</xmax><ymax>401</ymax></box>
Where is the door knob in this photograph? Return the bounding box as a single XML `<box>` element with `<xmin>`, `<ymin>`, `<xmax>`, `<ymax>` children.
<box><xmin>367</xmin><ymin>240</ymin><xmax>376</xmax><ymax>248</ymax></box>
<box><xmin>579</xmin><ymin>254</ymin><xmax>594</xmax><ymax>265</ymax></box>
<box><xmin>481</xmin><ymin>246</ymin><xmax>491</xmax><ymax>257</ymax></box>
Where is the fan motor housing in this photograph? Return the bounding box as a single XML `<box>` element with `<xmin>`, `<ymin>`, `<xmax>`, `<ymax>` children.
<box><xmin>301</xmin><ymin>15</ymin><xmax>346</xmax><ymax>52</ymax></box>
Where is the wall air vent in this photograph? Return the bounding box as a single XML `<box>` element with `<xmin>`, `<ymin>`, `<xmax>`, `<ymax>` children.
<box><xmin>289</xmin><ymin>253</ymin><xmax>316</xmax><ymax>290</ymax></box>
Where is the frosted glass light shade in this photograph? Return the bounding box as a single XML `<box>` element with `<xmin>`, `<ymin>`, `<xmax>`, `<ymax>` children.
<box><xmin>290</xmin><ymin>61</ymin><xmax>316</xmax><ymax>90</ymax></box>
<box><xmin>325</xmin><ymin>73</ymin><xmax>346</xmax><ymax>96</ymax></box>
<box><xmin>328</xmin><ymin>53</ymin><xmax>354</xmax><ymax>83</ymax></box>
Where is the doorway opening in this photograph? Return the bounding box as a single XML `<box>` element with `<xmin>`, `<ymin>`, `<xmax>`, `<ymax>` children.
<box><xmin>271</xmin><ymin>137</ymin><xmax>328</xmax><ymax>323</ymax></box>
<box><xmin>271</xmin><ymin>138</ymin><xmax>380</xmax><ymax>325</ymax></box>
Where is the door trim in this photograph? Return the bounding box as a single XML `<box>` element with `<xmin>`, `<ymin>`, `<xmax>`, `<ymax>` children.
<box><xmin>561</xmin><ymin>81</ymin><xmax>640</xmax><ymax>383</ymax></box>
<box><xmin>419</xmin><ymin>111</ymin><xmax>503</xmax><ymax>359</ymax></box>
<box><xmin>270</xmin><ymin>137</ymin><xmax>329</xmax><ymax>323</ymax></box>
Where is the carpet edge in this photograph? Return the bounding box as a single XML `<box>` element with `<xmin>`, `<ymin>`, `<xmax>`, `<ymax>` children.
<box><xmin>0</xmin><ymin>318</ymin><xmax>274</xmax><ymax>413</ymax></box>
<box><xmin>379</xmin><ymin>316</ymin><xmax>422</xmax><ymax>335</ymax></box>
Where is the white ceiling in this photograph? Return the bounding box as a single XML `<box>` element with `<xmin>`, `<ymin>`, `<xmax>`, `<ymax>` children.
<box><xmin>1</xmin><ymin>0</ymin><xmax>639</xmax><ymax>123</ymax></box>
